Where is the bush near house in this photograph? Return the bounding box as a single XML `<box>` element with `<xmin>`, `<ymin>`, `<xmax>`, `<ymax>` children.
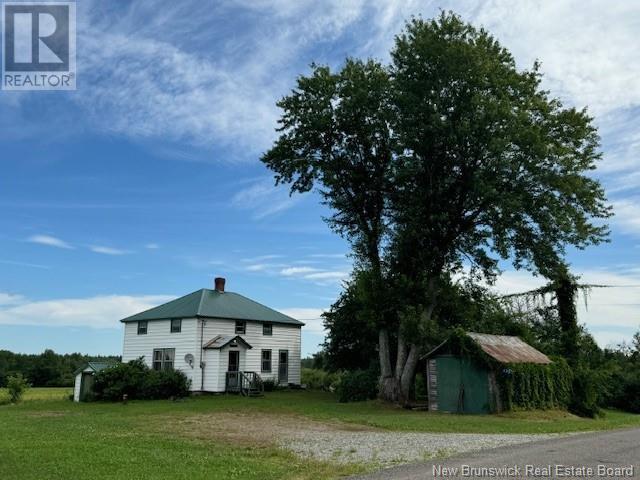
<box><xmin>335</xmin><ymin>369</ymin><xmax>378</xmax><ymax>403</ymax></box>
<box><xmin>301</xmin><ymin>368</ymin><xmax>338</xmax><ymax>391</ymax></box>
<box><xmin>262</xmin><ymin>378</ymin><xmax>277</xmax><ymax>392</ymax></box>
<box><xmin>302</xmin><ymin>368</ymin><xmax>379</xmax><ymax>402</ymax></box>
<box><xmin>92</xmin><ymin>359</ymin><xmax>190</xmax><ymax>401</ymax></box>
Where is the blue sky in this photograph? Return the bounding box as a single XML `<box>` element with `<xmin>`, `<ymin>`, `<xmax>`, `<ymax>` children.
<box><xmin>1</xmin><ymin>1</ymin><xmax>639</xmax><ymax>357</ymax></box>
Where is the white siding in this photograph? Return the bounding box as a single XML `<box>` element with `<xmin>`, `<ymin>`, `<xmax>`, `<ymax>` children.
<box><xmin>202</xmin><ymin>349</ymin><xmax>220</xmax><ymax>391</ymax></box>
<box><xmin>202</xmin><ymin>345</ymin><xmax>249</xmax><ymax>392</ymax></box>
<box><xmin>122</xmin><ymin>316</ymin><xmax>302</xmax><ymax>392</ymax></box>
<box><xmin>73</xmin><ymin>372</ymin><xmax>82</xmax><ymax>402</ymax></box>
<box><xmin>122</xmin><ymin>318</ymin><xmax>200</xmax><ymax>388</ymax></box>
<box><xmin>199</xmin><ymin>318</ymin><xmax>302</xmax><ymax>386</ymax></box>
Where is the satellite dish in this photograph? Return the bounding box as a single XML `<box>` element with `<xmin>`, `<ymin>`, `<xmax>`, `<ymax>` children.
<box><xmin>184</xmin><ymin>353</ymin><xmax>195</xmax><ymax>368</ymax></box>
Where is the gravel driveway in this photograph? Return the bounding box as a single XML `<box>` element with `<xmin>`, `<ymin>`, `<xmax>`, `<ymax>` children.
<box><xmin>171</xmin><ymin>412</ymin><xmax>564</xmax><ymax>467</ymax></box>
<box><xmin>280</xmin><ymin>430</ymin><xmax>564</xmax><ymax>466</ymax></box>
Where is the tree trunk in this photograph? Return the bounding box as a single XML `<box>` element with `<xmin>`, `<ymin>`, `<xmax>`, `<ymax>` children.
<box><xmin>379</xmin><ymin>376</ymin><xmax>399</xmax><ymax>402</ymax></box>
<box><xmin>378</xmin><ymin>329</ymin><xmax>398</xmax><ymax>401</ymax></box>
<box><xmin>378</xmin><ymin>277</ymin><xmax>439</xmax><ymax>405</ymax></box>
<box><xmin>395</xmin><ymin>336</ymin><xmax>408</xmax><ymax>379</ymax></box>
<box><xmin>398</xmin><ymin>344</ymin><xmax>420</xmax><ymax>405</ymax></box>
<box><xmin>554</xmin><ymin>270</ymin><xmax>579</xmax><ymax>364</ymax></box>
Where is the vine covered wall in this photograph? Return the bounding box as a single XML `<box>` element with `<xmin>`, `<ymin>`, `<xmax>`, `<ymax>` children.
<box><xmin>497</xmin><ymin>357</ymin><xmax>572</xmax><ymax>410</ymax></box>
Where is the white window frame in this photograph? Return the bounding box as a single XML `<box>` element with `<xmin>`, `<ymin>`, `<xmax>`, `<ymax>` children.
<box><xmin>261</xmin><ymin>349</ymin><xmax>272</xmax><ymax>373</ymax></box>
<box><xmin>137</xmin><ymin>320</ymin><xmax>147</xmax><ymax>335</ymax></box>
<box><xmin>152</xmin><ymin>348</ymin><xmax>175</xmax><ymax>371</ymax></box>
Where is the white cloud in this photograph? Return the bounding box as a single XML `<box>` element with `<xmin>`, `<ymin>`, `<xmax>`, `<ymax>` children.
<box><xmin>27</xmin><ymin>234</ymin><xmax>74</xmax><ymax>250</ymax></box>
<box><xmin>89</xmin><ymin>245</ymin><xmax>131</xmax><ymax>256</ymax></box>
<box><xmin>145</xmin><ymin>243</ymin><xmax>160</xmax><ymax>250</ymax></box>
<box><xmin>0</xmin><ymin>293</ymin><xmax>24</xmax><ymax>306</ymax></box>
<box><xmin>241</xmin><ymin>254</ymin><xmax>284</xmax><ymax>262</ymax></box>
<box><xmin>280</xmin><ymin>266</ymin><xmax>320</xmax><ymax>276</ymax></box>
<box><xmin>246</xmin><ymin>264</ymin><xmax>275</xmax><ymax>272</ymax></box>
<box><xmin>611</xmin><ymin>199</ymin><xmax>640</xmax><ymax>237</ymax></box>
<box><xmin>66</xmin><ymin>0</ymin><xmax>369</xmax><ymax>155</ymax></box>
<box><xmin>0</xmin><ymin>294</ymin><xmax>173</xmax><ymax>329</ymax></box>
<box><xmin>493</xmin><ymin>269</ymin><xmax>640</xmax><ymax>348</ymax></box>
<box><xmin>309</xmin><ymin>253</ymin><xmax>347</xmax><ymax>259</ymax></box>
<box><xmin>0</xmin><ymin>259</ymin><xmax>50</xmax><ymax>269</ymax></box>
<box><xmin>231</xmin><ymin>178</ymin><xmax>301</xmax><ymax>219</ymax></box>
<box><xmin>464</xmin><ymin>2</ymin><xmax>640</xmax><ymax>117</ymax></box>
<box><xmin>278</xmin><ymin>265</ymin><xmax>349</xmax><ymax>285</ymax></box>
<box><xmin>278</xmin><ymin>307</ymin><xmax>327</xmax><ymax>334</ymax></box>
<box><xmin>303</xmin><ymin>271</ymin><xmax>349</xmax><ymax>282</ymax></box>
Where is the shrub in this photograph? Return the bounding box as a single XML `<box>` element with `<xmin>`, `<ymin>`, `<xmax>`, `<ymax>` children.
<box><xmin>262</xmin><ymin>378</ymin><xmax>276</xmax><ymax>392</ymax></box>
<box><xmin>335</xmin><ymin>369</ymin><xmax>378</xmax><ymax>403</ymax></box>
<box><xmin>569</xmin><ymin>366</ymin><xmax>602</xmax><ymax>418</ymax></box>
<box><xmin>616</xmin><ymin>374</ymin><xmax>640</xmax><ymax>413</ymax></box>
<box><xmin>301</xmin><ymin>368</ymin><xmax>338</xmax><ymax>391</ymax></box>
<box><xmin>93</xmin><ymin>359</ymin><xmax>190</xmax><ymax>401</ymax></box>
<box><xmin>142</xmin><ymin>368</ymin><xmax>191</xmax><ymax>400</ymax></box>
<box><xmin>7</xmin><ymin>373</ymin><xmax>29</xmax><ymax>403</ymax></box>
<box><xmin>93</xmin><ymin>359</ymin><xmax>147</xmax><ymax>401</ymax></box>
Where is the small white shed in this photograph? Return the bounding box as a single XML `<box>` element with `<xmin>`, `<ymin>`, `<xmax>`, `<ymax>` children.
<box><xmin>73</xmin><ymin>362</ymin><xmax>114</xmax><ymax>402</ymax></box>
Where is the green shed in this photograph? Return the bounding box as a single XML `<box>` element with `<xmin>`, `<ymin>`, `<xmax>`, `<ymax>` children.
<box><xmin>423</xmin><ymin>332</ymin><xmax>551</xmax><ymax>414</ymax></box>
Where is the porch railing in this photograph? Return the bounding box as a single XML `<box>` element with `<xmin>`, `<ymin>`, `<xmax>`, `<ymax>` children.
<box><xmin>225</xmin><ymin>371</ymin><xmax>264</xmax><ymax>396</ymax></box>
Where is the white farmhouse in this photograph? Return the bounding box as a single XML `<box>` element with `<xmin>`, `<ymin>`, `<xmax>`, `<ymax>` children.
<box><xmin>120</xmin><ymin>277</ymin><xmax>303</xmax><ymax>394</ymax></box>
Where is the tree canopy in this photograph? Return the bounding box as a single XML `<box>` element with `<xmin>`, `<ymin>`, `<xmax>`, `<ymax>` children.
<box><xmin>262</xmin><ymin>12</ymin><xmax>611</xmax><ymax>404</ymax></box>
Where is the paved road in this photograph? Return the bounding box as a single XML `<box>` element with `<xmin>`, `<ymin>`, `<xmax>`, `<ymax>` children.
<box><xmin>351</xmin><ymin>428</ymin><xmax>640</xmax><ymax>479</ymax></box>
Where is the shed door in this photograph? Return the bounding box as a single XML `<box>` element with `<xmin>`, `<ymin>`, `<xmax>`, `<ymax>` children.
<box><xmin>434</xmin><ymin>356</ymin><xmax>490</xmax><ymax>414</ymax></box>
<box><xmin>80</xmin><ymin>372</ymin><xmax>94</xmax><ymax>402</ymax></box>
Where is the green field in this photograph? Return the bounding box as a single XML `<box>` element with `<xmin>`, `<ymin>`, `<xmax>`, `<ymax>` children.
<box><xmin>1</xmin><ymin>388</ymin><xmax>640</xmax><ymax>480</ymax></box>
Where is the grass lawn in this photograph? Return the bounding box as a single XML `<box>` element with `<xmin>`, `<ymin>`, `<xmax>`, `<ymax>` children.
<box><xmin>1</xmin><ymin>388</ymin><xmax>639</xmax><ymax>480</ymax></box>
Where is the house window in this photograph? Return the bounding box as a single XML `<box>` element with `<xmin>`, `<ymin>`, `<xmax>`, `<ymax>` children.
<box><xmin>261</xmin><ymin>349</ymin><xmax>272</xmax><ymax>373</ymax></box>
<box><xmin>170</xmin><ymin>318</ymin><xmax>182</xmax><ymax>333</ymax></box>
<box><xmin>153</xmin><ymin>348</ymin><xmax>175</xmax><ymax>371</ymax></box>
<box><xmin>137</xmin><ymin>321</ymin><xmax>147</xmax><ymax>335</ymax></box>
<box><xmin>263</xmin><ymin>323</ymin><xmax>272</xmax><ymax>336</ymax></box>
<box><xmin>235</xmin><ymin>321</ymin><xmax>246</xmax><ymax>335</ymax></box>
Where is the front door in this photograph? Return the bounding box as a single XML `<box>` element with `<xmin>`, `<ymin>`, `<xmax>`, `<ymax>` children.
<box><xmin>227</xmin><ymin>350</ymin><xmax>240</xmax><ymax>390</ymax></box>
<box><xmin>278</xmin><ymin>350</ymin><xmax>289</xmax><ymax>384</ymax></box>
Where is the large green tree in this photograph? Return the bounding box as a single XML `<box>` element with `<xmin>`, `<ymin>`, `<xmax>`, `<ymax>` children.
<box><xmin>263</xmin><ymin>12</ymin><xmax>611</xmax><ymax>404</ymax></box>
<box><xmin>262</xmin><ymin>58</ymin><xmax>396</xmax><ymax>384</ymax></box>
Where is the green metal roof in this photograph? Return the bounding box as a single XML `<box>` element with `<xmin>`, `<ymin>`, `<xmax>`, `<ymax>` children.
<box><xmin>74</xmin><ymin>361</ymin><xmax>116</xmax><ymax>375</ymax></box>
<box><xmin>120</xmin><ymin>289</ymin><xmax>304</xmax><ymax>326</ymax></box>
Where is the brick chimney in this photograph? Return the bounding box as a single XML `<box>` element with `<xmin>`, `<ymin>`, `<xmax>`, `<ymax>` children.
<box><xmin>214</xmin><ymin>277</ymin><xmax>226</xmax><ymax>292</ymax></box>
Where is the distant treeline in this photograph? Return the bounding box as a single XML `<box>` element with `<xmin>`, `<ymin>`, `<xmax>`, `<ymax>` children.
<box><xmin>0</xmin><ymin>349</ymin><xmax>121</xmax><ymax>387</ymax></box>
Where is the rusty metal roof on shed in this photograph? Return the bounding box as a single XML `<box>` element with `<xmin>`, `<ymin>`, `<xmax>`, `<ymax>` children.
<box><xmin>466</xmin><ymin>332</ymin><xmax>551</xmax><ymax>364</ymax></box>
